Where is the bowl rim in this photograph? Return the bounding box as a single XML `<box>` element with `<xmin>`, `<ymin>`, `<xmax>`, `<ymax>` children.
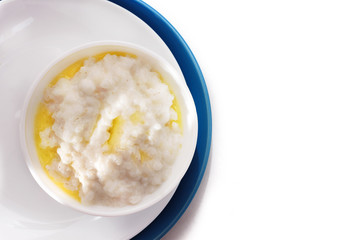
<box><xmin>19</xmin><ymin>40</ymin><xmax>198</xmax><ymax>216</ymax></box>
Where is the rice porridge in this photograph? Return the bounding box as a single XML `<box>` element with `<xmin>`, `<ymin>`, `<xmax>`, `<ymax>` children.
<box><xmin>34</xmin><ymin>53</ymin><xmax>182</xmax><ymax>206</ymax></box>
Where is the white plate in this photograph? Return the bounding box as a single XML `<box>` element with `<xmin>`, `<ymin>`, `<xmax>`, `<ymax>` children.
<box><xmin>0</xmin><ymin>0</ymin><xmax>182</xmax><ymax>239</ymax></box>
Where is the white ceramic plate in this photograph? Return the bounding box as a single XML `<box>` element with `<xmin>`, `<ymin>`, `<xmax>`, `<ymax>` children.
<box><xmin>0</xmin><ymin>0</ymin><xmax>183</xmax><ymax>239</ymax></box>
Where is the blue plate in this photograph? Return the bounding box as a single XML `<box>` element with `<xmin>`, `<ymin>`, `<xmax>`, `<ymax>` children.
<box><xmin>108</xmin><ymin>0</ymin><xmax>212</xmax><ymax>239</ymax></box>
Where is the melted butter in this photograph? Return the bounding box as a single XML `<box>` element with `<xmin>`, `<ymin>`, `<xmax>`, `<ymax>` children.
<box><xmin>168</xmin><ymin>96</ymin><xmax>182</xmax><ymax>131</ymax></box>
<box><xmin>139</xmin><ymin>150</ymin><xmax>149</xmax><ymax>163</ymax></box>
<box><xmin>106</xmin><ymin>112</ymin><xmax>147</xmax><ymax>163</ymax></box>
<box><xmin>49</xmin><ymin>51</ymin><xmax>136</xmax><ymax>87</ymax></box>
<box><xmin>93</xmin><ymin>51</ymin><xmax>137</xmax><ymax>61</ymax></box>
<box><xmin>34</xmin><ymin>102</ymin><xmax>55</xmax><ymax>166</ymax></box>
<box><xmin>49</xmin><ymin>58</ymin><xmax>86</xmax><ymax>87</ymax></box>
<box><xmin>47</xmin><ymin>173</ymin><xmax>81</xmax><ymax>202</ymax></box>
<box><xmin>106</xmin><ymin>116</ymin><xmax>125</xmax><ymax>151</ymax></box>
<box><xmin>130</xmin><ymin>151</ymin><xmax>149</xmax><ymax>164</ymax></box>
<box><xmin>130</xmin><ymin>111</ymin><xmax>144</xmax><ymax>124</ymax></box>
<box><xmin>34</xmin><ymin>103</ymin><xmax>80</xmax><ymax>201</ymax></box>
<box><xmin>34</xmin><ymin>51</ymin><xmax>182</xmax><ymax>199</ymax></box>
<box><xmin>155</xmin><ymin>71</ymin><xmax>183</xmax><ymax>132</ymax></box>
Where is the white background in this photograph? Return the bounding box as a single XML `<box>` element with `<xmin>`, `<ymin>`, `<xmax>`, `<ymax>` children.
<box><xmin>144</xmin><ymin>0</ymin><xmax>360</xmax><ymax>239</ymax></box>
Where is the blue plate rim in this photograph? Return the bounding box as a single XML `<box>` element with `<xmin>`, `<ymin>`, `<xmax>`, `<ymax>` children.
<box><xmin>108</xmin><ymin>0</ymin><xmax>212</xmax><ymax>239</ymax></box>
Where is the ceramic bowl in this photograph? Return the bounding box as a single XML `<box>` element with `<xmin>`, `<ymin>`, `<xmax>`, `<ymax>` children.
<box><xmin>20</xmin><ymin>41</ymin><xmax>198</xmax><ymax>216</ymax></box>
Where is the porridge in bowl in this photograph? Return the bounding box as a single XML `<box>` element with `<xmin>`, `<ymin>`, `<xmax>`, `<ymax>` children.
<box><xmin>34</xmin><ymin>52</ymin><xmax>182</xmax><ymax>206</ymax></box>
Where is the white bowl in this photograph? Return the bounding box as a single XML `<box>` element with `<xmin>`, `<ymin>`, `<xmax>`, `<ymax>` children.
<box><xmin>20</xmin><ymin>41</ymin><xmax>198</xmax><ymax>216</ymax></box>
